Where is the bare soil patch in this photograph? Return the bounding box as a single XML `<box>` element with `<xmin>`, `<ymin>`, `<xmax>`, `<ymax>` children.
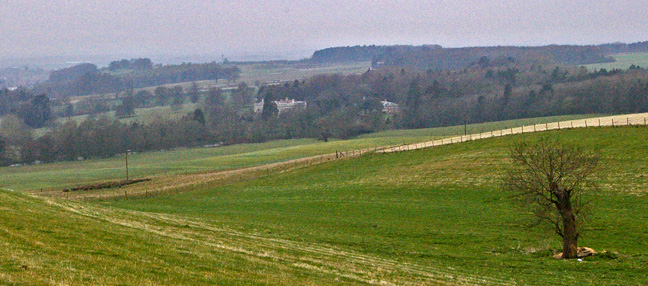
<box><xmin>63</xmin><ymin>178</ymin><xmax>151</xmax><ymax>192</ymax></box>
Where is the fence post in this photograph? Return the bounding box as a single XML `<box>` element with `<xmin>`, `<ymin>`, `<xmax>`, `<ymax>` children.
<box><xmin>124</xmin><ymin>191</ymin><xmax>128</xmax><ymax>200</ymax></box>
<box><xmin>627</xmin><ymin>118</ymin><xmax>629</xmax><ymax>126</ymax></box>
<box><xmin>598</xmin><ymin>119</ymin><xmax>601</xmax><ymax>127</ymax></box>
<box><xmin>570</xmin><ymin>121</ymin><xmax>573</xmax><ymax>128</ymax></box>
<box><xmin>585</xmin><ymin>120</ymin><xmax>588</xmax><ymax>128</ymax></box>
<box><xmin>546</xmin><ymin>122</ymin><xmax>548</xmax><ymax>130</ymax></box>
<box><xmin>558</xmin><ymin>122</ymin><xmax>560</xmax><ymax>130</ymax></box>
<box><xmin>612</xmin><ymin>118</ymin><xmax>615</xmax><ymax>127</ymax></box>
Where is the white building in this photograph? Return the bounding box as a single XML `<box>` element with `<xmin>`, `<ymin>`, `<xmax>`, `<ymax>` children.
<box><xmin>254</xmin><ymin>98</ymin><xmax>307</xmax><ymax>114</ymax></box>
<box><xmin>381</xmin><ymin>100</ymin><xmax>400</xmax><ymax>114</ymax></box>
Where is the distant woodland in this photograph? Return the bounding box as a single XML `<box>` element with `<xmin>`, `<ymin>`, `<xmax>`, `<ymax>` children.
<box><xmin>1</xmin><ymin>43</ymin><xmax>648</xmax><ymax>166</ymax></box>
<box><xmin>33</xmin><ymin>59</ymin><xmax>241</xmax><ymax>97</ymax></box>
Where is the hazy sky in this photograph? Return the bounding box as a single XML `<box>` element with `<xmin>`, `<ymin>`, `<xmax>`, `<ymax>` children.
<box><xmin>1</xmin><ymin>0</ymin><xmax>647</xmax><ymax>61</ymax></box>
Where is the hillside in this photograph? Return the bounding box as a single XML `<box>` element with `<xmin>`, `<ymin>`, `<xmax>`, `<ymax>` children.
<box><xmin>4</xmin><ymin>114</ymin><xmax>593</xmax><ymax>193</ymax></box>
<box><xmin>2</xmin><ymin>125</ymin><xmax>647</xmax><ymax>285</ymax></box>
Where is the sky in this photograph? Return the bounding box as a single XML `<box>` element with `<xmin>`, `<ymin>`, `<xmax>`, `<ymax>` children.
<box><xmin>1</xmin><ymin>0</ymin><xmax>647</xmax><ymax>62</ymax></box>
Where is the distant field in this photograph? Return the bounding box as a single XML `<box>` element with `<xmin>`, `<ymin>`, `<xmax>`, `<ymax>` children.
<box><xmin>58</xmin><ymin>61</ymin><xmax>370</xmax><ymax>127</ymax></box>
<box><xmin>4</xmin><ymin>114</ymin><xmax>595</xmax><ymax>192</ymax></box>
<box><xmin>237</xmin><ymin>61</ymin><xmax>371</xmax><ymax>85</ymax></box>
<box><xmin>585</xmin><ymin>53</ymin><xmax>648</xmax><ymax>70</ymax></box>
<box><xmin>55</xmin><ymin>104</ymin><xmax>199</xmax><ymax>126</ymax></box>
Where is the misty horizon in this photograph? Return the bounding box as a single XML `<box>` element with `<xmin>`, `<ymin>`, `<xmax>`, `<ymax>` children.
<box><xmin>2</xmin><ymin>0</ymin><xmax>647</xmax><ymax>67</ymax></box>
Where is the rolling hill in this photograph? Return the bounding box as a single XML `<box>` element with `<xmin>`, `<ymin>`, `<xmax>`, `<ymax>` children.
<box><xmin>2</xmin><ymin>121</ymin><xmax>648</xmax><ymax>284</ymax></box>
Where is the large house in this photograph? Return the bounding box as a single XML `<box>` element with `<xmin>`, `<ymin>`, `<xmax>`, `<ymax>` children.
<box><xmin>381</xmin><ymin>100</ymin><xmax>400</xmax><ymax>114</ymax></box>
<box><xmin>254</xmin><ymin>98</ymin><xmax>307</xmax><ymax>114</ymax></box>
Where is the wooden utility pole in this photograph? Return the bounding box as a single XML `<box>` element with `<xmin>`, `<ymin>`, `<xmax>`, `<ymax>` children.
<box><xmin>125</xmin><ymin>149</ymin><xmax>130</xmax><ymax>181</ymax></box>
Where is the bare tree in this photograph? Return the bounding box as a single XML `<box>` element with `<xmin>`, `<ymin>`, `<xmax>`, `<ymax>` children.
<box><xmin>502</xmin><ymin>137</ymin><xmax>599</xmax><ymax>259</ymax></box>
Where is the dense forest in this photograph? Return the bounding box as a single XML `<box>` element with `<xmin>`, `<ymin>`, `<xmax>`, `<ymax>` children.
<box><xmin>308</xmin><ymin>41</ymin><xmax>648</xmax><ymax>70</ymax></box>
<box><xmin>310</xmin><ymin>45</ymin><xmax>443</xmax><ymax>64</ymax></box>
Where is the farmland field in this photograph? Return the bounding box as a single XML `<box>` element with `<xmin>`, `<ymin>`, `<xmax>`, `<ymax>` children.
<box><xmin>1</xmin><ymin>126</ymin><xmax>647</xmax><ymax>285</ymax></box>
<box><xmin>585</xmin><ymin>52</ymin><xmax>648</xmax><ymax>70</ymax></box>
<box><xmin>109</xmin><ymin>126</ymin><xmax>648</xmax><ymax>285</ymax></box>
<box><xmin>237</xmin><ymin>61</ymin><xmax>371</xmax><ymax>85</ymax></box>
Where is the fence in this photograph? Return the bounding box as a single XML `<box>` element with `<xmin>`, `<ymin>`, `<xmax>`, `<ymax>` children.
<box><xmin>379</xmin><ymin>113</ymin><xmax>648</xmax><ymax>154</ymax></box>
<box><xmin>67</xmin><ymin>113</ymin><xmax>648</xmax><ymax>201</ymax></box>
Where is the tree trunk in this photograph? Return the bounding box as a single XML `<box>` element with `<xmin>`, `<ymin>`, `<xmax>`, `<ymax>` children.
<box><xmin>560</xmin><ymin>207</ymin><xmax>579</xmax><ymax>259</ymax></box>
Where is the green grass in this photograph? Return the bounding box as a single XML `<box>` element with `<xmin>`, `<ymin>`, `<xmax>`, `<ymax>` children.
<box><xmin>54</xmin><ymin>103</ymin><xmax>199</xmax><ymax>126</ymax></box>
<box><xmin>0</xmin><ymin>190</ymin><xmax>385</xmax><ymax>285</ymax></box>
<box><xmin>2</xmin><ymin>126</ymin><xmax>647</xmax><ymax>284</ymax></box>
<box><xmin>3</xmin><ymin>114</ymin><xmax>597</xmax><ymax>192</ymax></box>
<box><xmin>585</xmin><ymin>53</ymin><xmax>648</xmax><ymax>70</ymax></box>
<box><xmin>358</xmin><ymin>114</ymin><xmax>597</xmax><ymax>139</ymax></box>
<box><xmin>237</xmin><ymin>61</ymin><xmax>371</xmax><ymax>85</ymax></box>
<box><xmin>106</xmin><ymin>126</ymin><xmax>648</xmax><ymax>285</ymax></box>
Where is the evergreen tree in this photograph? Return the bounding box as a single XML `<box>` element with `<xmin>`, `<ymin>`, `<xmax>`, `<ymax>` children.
<box><xmin>189</xmin><ymin>82</ymin><xmax>200</xmax><ymax>104</ymax></box>
<box><xmin>261</xmin><ymin>92</ymin><xmax>278</xmax><ymax>120</ymax></box>
<box><xmin>404</xmin><ymin>80</ymin><xmax>422</xmax><ymax>128</ymax></box>
<box><xmin>115</xmin><ymin>95</ymin><xmax>136</xmax><ymax>118</ymax></box>
<box><xmin>21</xmin><ymin>94</ymin><xmax>53</xmax><ymax>128</ymax></box>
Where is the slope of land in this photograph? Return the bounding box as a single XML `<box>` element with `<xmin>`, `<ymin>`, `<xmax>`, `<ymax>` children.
<box><xmin>2</xmin><ymin>123</ymin><xmax>648</xmax><ymax>284</ymax></box>
<box><xmin>4</xmin><ymin>189</ymin><xmax>495</xmax><ymax>285</ymax></box>
<box><xmin>107</xmin><ymin>126</ymin><xmax>648</xmax><ymax>285</ymax></box>
<box><xmin>4</xmin><ymin>114</ymin><xmax>592</xmax><ymax>195</ymax></box>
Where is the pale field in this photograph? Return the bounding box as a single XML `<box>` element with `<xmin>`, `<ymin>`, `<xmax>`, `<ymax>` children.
<box><xmin>585</xmin><ymin>53</ymin><xmax>648</xmax><ymax>70</ymax></box>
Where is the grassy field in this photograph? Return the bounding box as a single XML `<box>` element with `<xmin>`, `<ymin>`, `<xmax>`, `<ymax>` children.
<box><xmin>107</xmin><ymin>126</ymin><xmax>648</xmax><ymax>285</ymax></box>
<box><xmin>2</xmin><ymin>126</ymin><xmax>646</xmax><ymax>284</ymax></box>
<box><xmin>1</xmin><ymin>190</ymin><xmax>394</xmax><ymax>285</ymax></box>
<box><xmin>236</xmin><ymin>61</ymin><xmax>371</xmax><ymax>85</ymax></box>
<box><xmin>585</xmin><ymin>53</ymin><xmax>648</xmax><ymax>70</ymax></box>
<box><xmin>4</xmin><ymin>114</ymin><xmax>595</xmax><ymax>192</ymax></box>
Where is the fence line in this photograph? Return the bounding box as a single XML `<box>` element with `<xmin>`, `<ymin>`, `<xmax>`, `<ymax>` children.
<box><xmin>67</xmin><ymin>113</ymin><xmax>648</xmax><ymax>201</ymax></box>
<box><xmin>378</xmin><ymin>113</ymin><xmax>648</xmax><ymax>154</ymax></box>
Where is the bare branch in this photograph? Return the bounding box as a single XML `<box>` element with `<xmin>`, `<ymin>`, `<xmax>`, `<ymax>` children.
<box><xmin>501</xmin><ymin>136</ymin><xmax>598</xmax><ymax>259</ymax></box>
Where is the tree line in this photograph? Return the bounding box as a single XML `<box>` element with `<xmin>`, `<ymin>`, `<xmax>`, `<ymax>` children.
<box><xmin>307</xmin><ymin>42</ymin><xmax>648</xmax><ymax>70</ymax></box>
<box><xmin>2</xmin><ymin>55</ymin><xmax>648</xmax><ymax>166</ymax></box>
<box><xmin>34</xmin><ymin>60</ymin><xmax>240</xmax><ymax>97</ymax></box>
